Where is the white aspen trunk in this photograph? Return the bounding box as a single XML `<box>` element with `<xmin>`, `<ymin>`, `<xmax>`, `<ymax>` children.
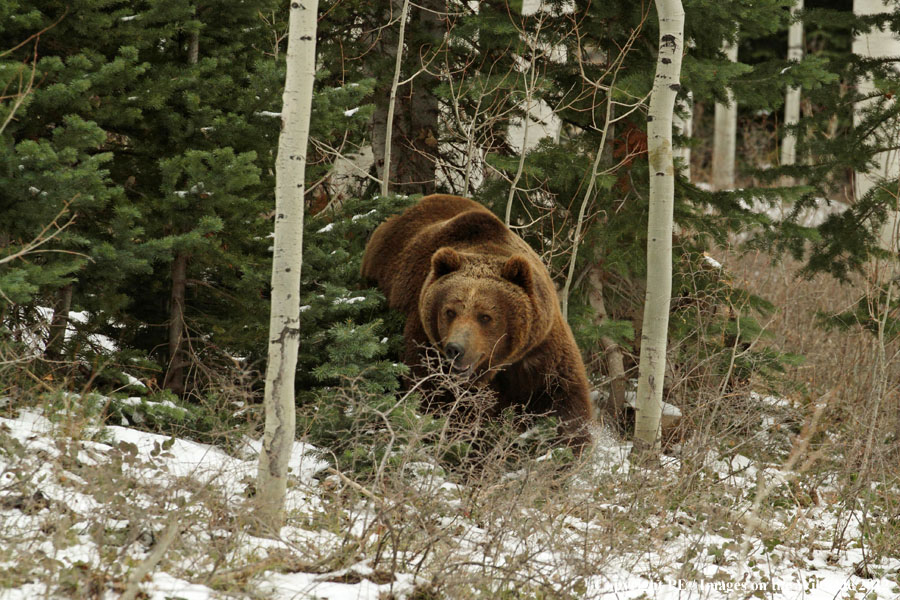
<box><xmin>673</xmin><ymin>90</ymin><xmax>693</xmax><ymax>180</ymax></box>
<box><xmin>712</xmin><ymin>40</ymin><xmax>738</xmax><ymax>191</ymax></box>
<box><xmin>781</xmin><ymin>0</ymin><xmax>803</xmax><ymax>168</ymax></box>
<box><xmin>853</xmin><ymin>0</ymin><xmax>900</xmax><ymax>253</ymax></box>
<box><xmin>633</xmin><ymin>0</ymin><xmax>684</xmax><ymax>456</ymax></box>
<box><xmin>381</xmin><ymin>0</ymin><xmax>411</xmax><ymax>198</ymax></box>
<box><xmin>256</xmin><ymin>0</ymin><xmax>318</xmax><ymax>532</ymax></box>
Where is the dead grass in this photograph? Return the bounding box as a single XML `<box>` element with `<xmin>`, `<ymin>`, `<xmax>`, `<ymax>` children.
<box><xmin>729</xmin><ymin>249</ymin><xmax>900</xmax><ymax>560</ymax></box>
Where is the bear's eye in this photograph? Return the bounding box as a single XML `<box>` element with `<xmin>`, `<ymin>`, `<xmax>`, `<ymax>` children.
<box><xmin>445</xmin><ymin>308</ymin><xmax>456</xmax><ymax>320</ymax></box>
<box><xmin>478</xmin><ymin>314</ymin><xmax>492</xmax><ymax>325</ymax></box>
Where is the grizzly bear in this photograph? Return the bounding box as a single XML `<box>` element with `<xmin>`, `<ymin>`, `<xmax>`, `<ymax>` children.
<box><xmin>361</xmin><ymin>194</ymin><xmax>594</xmax><ymax>452</ymax></box>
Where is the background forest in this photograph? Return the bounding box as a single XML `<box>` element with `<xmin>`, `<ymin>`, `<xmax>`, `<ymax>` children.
<box><xmin>2</xmin><ymin>0</ymin><xmax>900</xmax><ymax>598</ymax></box>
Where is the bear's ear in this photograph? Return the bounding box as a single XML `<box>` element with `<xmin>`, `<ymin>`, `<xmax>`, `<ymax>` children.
<box><xmin>432</xmin><ymin>247</ymin><xmax>462</xmax><ymax>278</ymax></box>
<box><xmin>501</xmin><ymin>255</ymin><xmax>533</xmax><ymax>293</ymax></box>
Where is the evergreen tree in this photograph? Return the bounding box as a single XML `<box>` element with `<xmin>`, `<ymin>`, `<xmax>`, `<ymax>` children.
<box><xmin>1</xmin><ymin>1</ymin><xmax>373</xmax><ymax>395</ymax></box>
<box><xmin>295</xmin><ymin>194</ymin><xmax>419</xmax><ymax>472</ymax></box>
<box><xmin>0</xmin><ymin>11</ymin><xmax>144</xmax><ymax>352</ymax></box>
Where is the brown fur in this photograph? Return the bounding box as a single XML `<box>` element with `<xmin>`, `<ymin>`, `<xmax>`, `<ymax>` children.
<box><xmin>362</xmin><ymin>194</ymin><xmax>594</xmax><ymax>451</ymax></box>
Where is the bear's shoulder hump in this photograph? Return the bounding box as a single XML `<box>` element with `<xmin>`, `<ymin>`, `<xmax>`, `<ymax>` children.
<box><xmin>439</xmin><ymin>209</ymin><xmax>509</xmax><ymax>244</ymax></box>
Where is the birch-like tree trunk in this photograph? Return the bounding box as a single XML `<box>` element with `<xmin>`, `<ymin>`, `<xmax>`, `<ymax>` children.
<box><xmin>853</xmin><ymin>0</ymin><xmax>900</xmax><ymax>253</ymax></box>
<box><xmin>256</xmin><ymin>0</ymin><xmax>318</xmax><ymax>532</ymax></box>
<box><xmin>781</xmin><ymin>0</ymin><xmax>803</xmax><ymax>169</ymax></box>
<box><xmin>712</xmin><ymin>40</ymin><xmax>738</xmax><ymax>191</ymax></box>
<box><xmin>633</xmin><ymin>0</ymin><xmax>684</xmax><ymax>456</ymax></box>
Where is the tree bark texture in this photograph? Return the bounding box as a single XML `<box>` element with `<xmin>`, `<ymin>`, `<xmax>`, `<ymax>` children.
<box><xmin>45</xmin><ymin>283</ymin><xmax>73</xmax><ymax>361</ymax></box>
<box><xmin>587</xmin><ymin>264</ymin><xmax>627</xmax><ymax>426</ymax></box>
<box><xmin>673</xmin><ymin>91</ymin><xmax>692</xmax><ymax>180</ymax></box>
<box><xmin>163</xmin><ymin>252</ymin><xmax>188</xmax><ymax>395</ymax></box>
<box><xmin>781</xmin><ymin>0</ymin><xmax>803</xmax><ymax>168</ymax></box>
<box><xmin>371</xmin><ymin>0</ymin><xmax>442</xmax><ymax>196</ymax></box>
<box><xmin>633</xmin><ymin>0</ymin><xmax>684</xmax><ymax>456</ymax></box>
<box><xmin>381</xmin><ymin>0</ymin><xmax>411</xmax><ymax>198</ymax></box>
<box><xmin>712</xmin><ymin>40</ymin><xmax>738</xmax><ymax>191</ymax></box>
<box><xmin>256</xmin><ymin>0</ymin><xmax>318</xmax><ymax>532</ymax></box>
<box><xmin>163</xmin><ymin>29</ymin><xmax>201</xmax><ymax>395</ymax></box>
<box><xmin>853</xmin><ymin>0</ymin><xmax>900</xmax><ymax>253</ymax></box>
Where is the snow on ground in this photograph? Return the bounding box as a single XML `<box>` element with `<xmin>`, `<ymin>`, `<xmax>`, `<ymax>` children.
<box><xmin>1</xmin><ymin>404</ymin><xmax>898</xmax><ymax>599</ymax></box>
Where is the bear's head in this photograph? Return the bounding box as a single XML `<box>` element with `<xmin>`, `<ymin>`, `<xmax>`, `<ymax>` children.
<box><xmin>419</xmin><ymin>246</ymin><xmax>538</xmax><ymax>378</ymax></box>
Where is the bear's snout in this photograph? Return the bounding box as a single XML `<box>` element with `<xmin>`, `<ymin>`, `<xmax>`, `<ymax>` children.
<box><xmin>445</xmin><ymin>342</ymin><xmax>464</xmax><ymax>362</ymax></box>
<box><xmin>442</xmin><ymin>334</ymin><xmax>482</xmax><ymax>373</ymax></box>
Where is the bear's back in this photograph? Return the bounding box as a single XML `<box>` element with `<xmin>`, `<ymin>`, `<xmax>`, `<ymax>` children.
<box><xmin>362</xmin><ymin>194</ymin><xmax>526</xmax><ymax>313</ymax></box>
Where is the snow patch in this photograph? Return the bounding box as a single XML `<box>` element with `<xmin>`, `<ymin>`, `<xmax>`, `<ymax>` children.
<box><xmin>333</xmin><ymin>296</ymin><xmax>366</xmax><ymax>305</ymax></box>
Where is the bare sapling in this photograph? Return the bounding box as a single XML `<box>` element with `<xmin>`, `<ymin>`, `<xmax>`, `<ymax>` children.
<box><xmin>381</xmin><ymin>0</ymin><xmax>411</xmax><ymax>197</ymax></box>
<box><xmin>558</xmin><ymin>14</ymin><xmax>648</xmax><ymax>321</ymax></box>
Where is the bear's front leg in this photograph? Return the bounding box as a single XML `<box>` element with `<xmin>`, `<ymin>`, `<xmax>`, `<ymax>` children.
<box><xmin>533</xmin><ymin>343</ymin><xmax>595</xmax><ymax>456</ymax></box>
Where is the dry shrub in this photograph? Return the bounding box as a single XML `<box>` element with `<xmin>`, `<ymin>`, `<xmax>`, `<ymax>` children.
<box><xmin>730</xmin><ymin>250</ymin><xmax>900</xmax><ymax>559</ymax></box>
<box><xmin>299</xmin><ymin>350</ymin><xmax>629</xmax><ymax>597</ymax></box>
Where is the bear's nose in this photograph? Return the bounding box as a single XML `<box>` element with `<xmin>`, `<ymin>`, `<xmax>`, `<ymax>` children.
<box><xmin>444</xmin><ymin>342</ymin><xmax>464</xmax><ymax>362</ymax></box>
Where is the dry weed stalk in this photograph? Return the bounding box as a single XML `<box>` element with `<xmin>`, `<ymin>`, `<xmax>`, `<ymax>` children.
<box><xmin>731</xmin><ymin>398</ymin><xmax>825</xmax><ymax>593</ymax></box>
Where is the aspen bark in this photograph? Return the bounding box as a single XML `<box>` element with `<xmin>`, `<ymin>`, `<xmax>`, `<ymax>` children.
<box><xmin>781</xmin><ymin>0</ymin><xmax>803</xmax><ymax>169</ymax></box>
<box><xmin>673</xmin><ymin>91</ymin><xmax>692</xmax><ymax>180</ymax></box>
<box><xmin>853</xmin><ymin>0</ymin><xmax>900</xmax><ymax>253</ymax></box>
<box><xmin>256</xmin><ymin>0</ymin><xmax>318</xmax><ymax>532</ymax></box>
<box><xmin>712</xmin><ymin>40</ymin><xmax>738</xmax><ymax>191</ymax></box>
<box><xmin>633</xmin><ymin>0</ymin><xmax>684</xmax><ymax>456</ymax></box>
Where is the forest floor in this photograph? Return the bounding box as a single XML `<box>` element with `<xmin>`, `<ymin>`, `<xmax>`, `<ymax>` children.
<box><xmin>1</xmin><ymin>387</ymin><xmax>898</xmax><ymax>599</ymax></box>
